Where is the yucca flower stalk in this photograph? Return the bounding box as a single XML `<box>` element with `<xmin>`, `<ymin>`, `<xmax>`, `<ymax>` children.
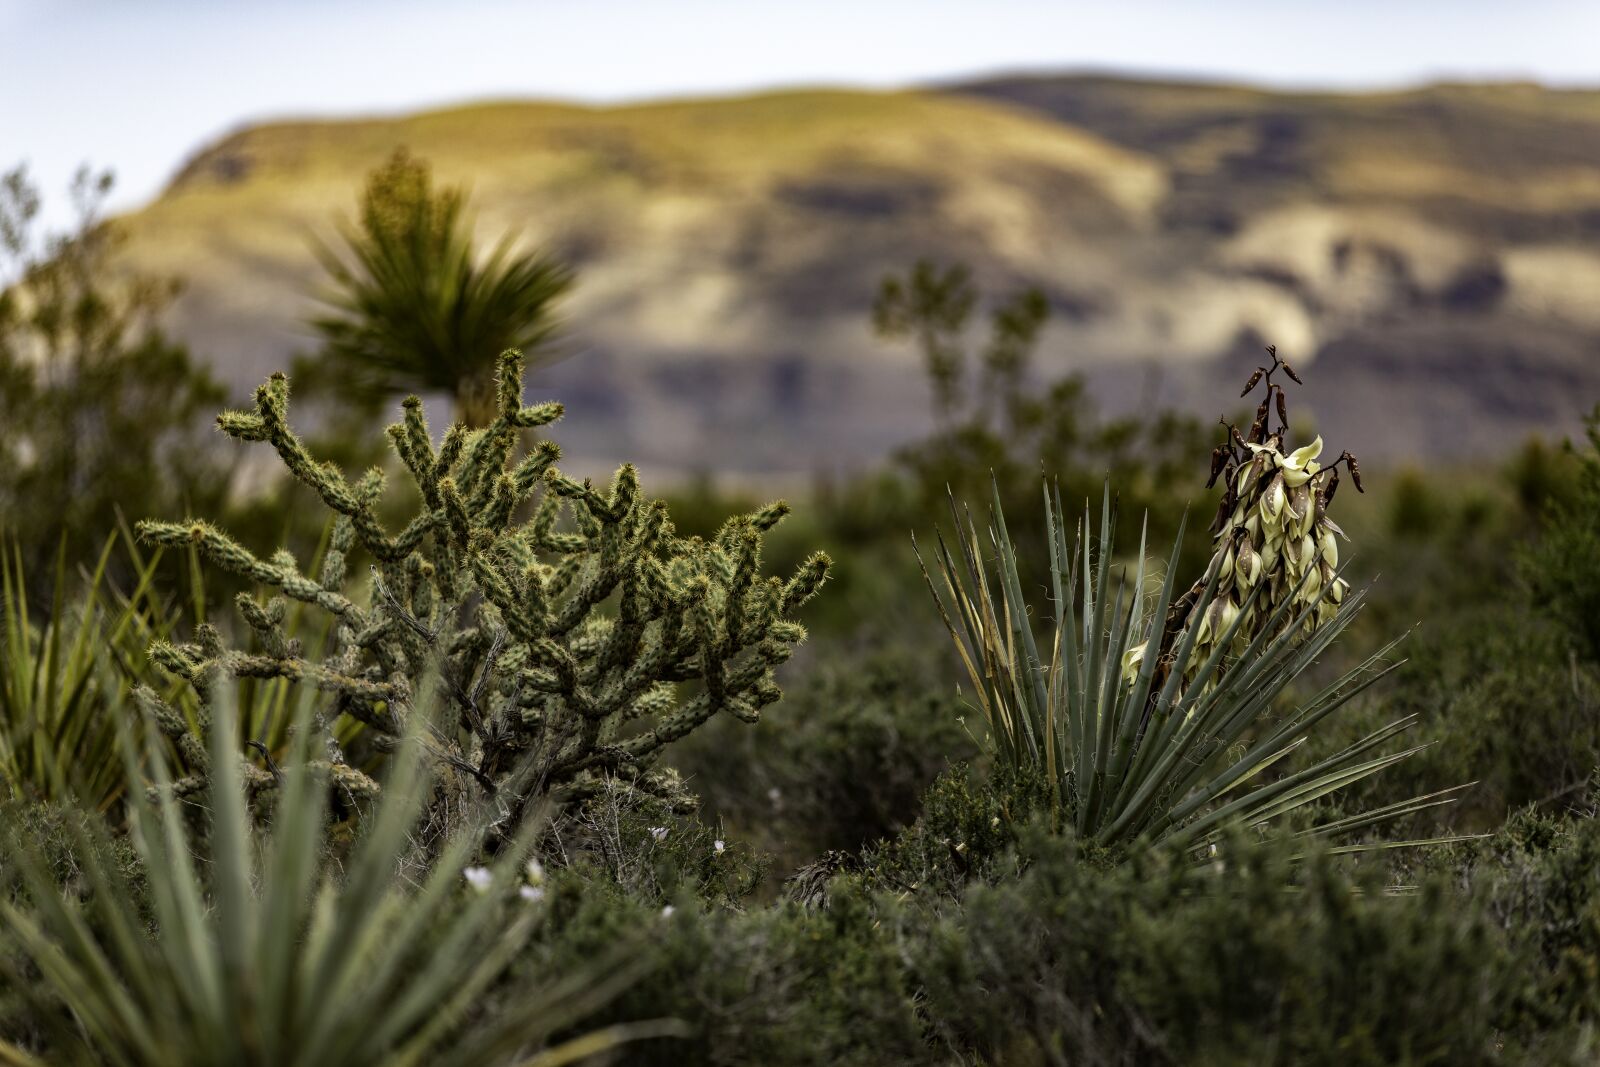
<box><xmin>918</xmin><ymin>351</ymin><xmax>1466</xmax><ymax>853</ymax></box>
<box><xmin>1171</xmin><ymin>345</ymin><xmax>1366</xmax><ymax>683</ymax></box>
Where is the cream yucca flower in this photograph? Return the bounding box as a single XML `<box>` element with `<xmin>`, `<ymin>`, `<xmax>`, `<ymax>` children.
<box><xmin>1134</xmin><ymin>347</ymin><xmax>1364</xmax><ymax>687</ymax></box>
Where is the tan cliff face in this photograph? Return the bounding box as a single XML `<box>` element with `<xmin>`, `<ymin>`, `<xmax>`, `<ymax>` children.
<box><xmin>114</xmin><ymin>78</ymin><xmax>1600</xmax><ymax>479</ymax></box>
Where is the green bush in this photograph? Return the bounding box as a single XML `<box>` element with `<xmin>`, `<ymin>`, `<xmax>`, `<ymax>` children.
<box><xmin>0</xmin><ymin>165</ymin><xmax>228</xmax><ymax>578</ymax></box>
<box><xmin>871</xmin><ymin>259</ymin><xmax>1210</xmax><ymax>568</ymax></box>
<box><xmin>1481</xmin><ymin>799</ymin><xmax>1600</xmax><ymax>1034</ymax></box>
<box><xmin>512</xmin><ymin>873</ymin><xmax>924</xmax><ymax>1067</ymax></box>
<box><xmin>669</xmin><ymin>647</ymin><xmax>976</xmax><ymax>872</ymax></box>
<box><xmin>911</xmin><ymin>826</ymin><xmax>1516</xmax><ymax>1066</ymax></box>
<box><xmin>1524</xmin><ymin>407</ymin><xmax>1600</xmax><ymax>666</ymax></box>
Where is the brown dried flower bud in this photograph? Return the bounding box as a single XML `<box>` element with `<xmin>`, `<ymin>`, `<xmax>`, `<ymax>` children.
<box><xmin>1241</xmin><ymin>368</ymin><xmax>1264</xmax><ymax>396</ymax></box>
<box><xmin>1280</xmin><ymin>359</ymin><xmax>1304</xmax><ymax>385</ymax></box>
<box><xmin>1211</xmin><ymin>491</ymin><xmax>1233</xmax><ymax>534</ymax></box>
<box><xmin>1206</xmin><ymin>447</ymin><xmax>1228</xmax><ymax>488</ymax></box>
<box><xmin>1343</xmin><ymin>452</ymin><xmax>1364</xmax><ymax>493</ymax></box>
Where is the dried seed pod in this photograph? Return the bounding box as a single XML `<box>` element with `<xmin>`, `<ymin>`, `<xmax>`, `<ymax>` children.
<box><xmin>1324</xmin><ymin>468</ymin><xmax>1339</xmax><ymax>507</ymax></box>
<box><xmin>1230</xmin><ymin>424</ymin><xmax>1247</xmax><ymax>450</ymax></box>
<box><xmin>1241</xmin><ymin>368</ymin><xmax>1264</xmax><ymax>396</ymax></box>
<box><xmin>1280</xmin><ymin>359</ymin><xmax>1304</xmax><ymax>385</ymax></box>
<box><xmin>1206</xmin><ymin>447</ymin><xmax>1228</xmax><ymax>488</ymax></box>
<box><xmin>1344</xmin><ymin>452</ymin><xmax>1364</xmax><ymax>493</ymax></box>
<box><xmin>1275</xmin><ymin>387</ymin><xmax>1288</xmax><ymax>428</ymax></box>
<box><xmin>1211</xmin><ymin>492</ymin><xmax>1233</xmax><ymax>534</ymax></box>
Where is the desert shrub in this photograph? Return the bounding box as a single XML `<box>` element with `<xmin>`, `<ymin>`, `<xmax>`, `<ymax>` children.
<box><xmin>1481</xmin><ymin>798</ymin><xmax>1600</xmax><ymax>1035</ymax></box>
<box><xmin>511</xmin><ymin>872</ymin><xmax>925</xmax><ymax>1067</ymax></box>
<box><xmin>871</xmin><ymin>259</ymin><xmax>1212</xmax><ymax>574</ymax></box>
<box><xmin>543</xmin><ymin>781</ymin><xmax>770</xmax><ymax>909</ymax></box>
<box><xmin>1311</xmin><ymin>429</ymin><xmax>1600</xmax><ymax>827</ymax></box>
<box><xmin>503</xmin><ymin>807</ymin><xmax>1599</xmax><ymax>1067</ymax></box>
<box><xmin>0</xmin><ymin>799</ymin><xmax>148</xmax><ymax>1053</ymax></box>
<box><xmin>1523</xmin><ymin>406</ymin><xmax>1600</xmax><ymax>665</ymax></box>
<box><xmin>669</xmin><ymin>647</ymin><xmax>976</xmax><ymax>871</ymax></box>
<box><xmin>133</xmin><ymin>350</ymin><xmax>830</xmax><ymax>822</ymax></box>
<box><xmin>910</xmin><ymin>826</ymin><xmax>1516</xmax><ymax>1067</ymax></box>
<box><xmin>1388</xmin><ymin>608</ymin><xmax>1597</xmax><ymax>824</ymax></box>
<box><xmin>857</xmin><ymin>760</ymin><xmax>1059</xmax><ymax>900</ymax></box>
<box><xmin>0</xmin><ymin>165</ymin><xmax>228</xmax><ymax>577</ymax></box>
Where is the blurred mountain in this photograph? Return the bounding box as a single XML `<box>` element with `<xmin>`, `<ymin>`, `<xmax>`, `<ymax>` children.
<box><xmin>116</xmin><ymin>78</ymin><xmax>1600</xmax><ymax>477</ymax></box>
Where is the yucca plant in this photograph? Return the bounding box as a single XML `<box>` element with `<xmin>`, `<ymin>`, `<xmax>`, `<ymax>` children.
<box><xmin>0</xmin><ymin>686</ymin><xmax>680</xmax><ymax>1066</ymax></box>
<box><xmin>918</xmin><ymin>353</ymin><xmax>1467</xmax><ymax>854</ymax></box>
<box><xmin>0</xmin><ymin>534</ymin><xmax>180</xmax><ymax>810</ymax></box>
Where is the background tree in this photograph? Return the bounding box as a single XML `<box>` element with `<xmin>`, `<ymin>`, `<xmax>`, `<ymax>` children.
<box><xmin>872</xmin><ymin>260</ymin><xmax>975</xmax><ymax>426</ymax></box>
<box><xmin>0</xmin><ymin>163</ymin><xmax>227</xmax><ymax>577</ymax></box>
<box><xmin>308</xmin><ymin>148</ymin><xmax>575</xmax><ymax>427</ymax></box>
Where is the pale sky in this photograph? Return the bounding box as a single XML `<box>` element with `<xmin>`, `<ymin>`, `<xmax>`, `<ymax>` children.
<box><xmin>4</xmin><ymin>0</ymin><xmax>1599</xmax><ymax>230</ymax></box>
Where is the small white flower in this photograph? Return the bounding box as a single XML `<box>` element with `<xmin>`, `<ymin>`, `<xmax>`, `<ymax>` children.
<box><xmin>519</xmin><ymin>884</ymin><xmax>546</xmax><ymax>903</ymax></box>
<box><xmin>525</xmin><ymin>857</ymin><xmax>545</xmax><ymax>885</ymax></box>
<box><xmin>463</xmin><ymin>866</ymin><xmax>493</xmax><ymax>893</ymax></box>
<box><xmin>660</xmin><ymin>904</ymin><xmax>675</xmax><ymax>918</ymax></box>
<box><xmin>767</xmin><ymin>787</ymin><xmax>782</xmax><ymax>804</ymax></box>
<box><xmin>649</xmin><ymin>826</ymin><xmax>669</xmax><ymax>843</ymax></box>
<box><xmin>713</xmin><ymin>839</ymin><xmax>726</xmax><ymax>856</ymax></box>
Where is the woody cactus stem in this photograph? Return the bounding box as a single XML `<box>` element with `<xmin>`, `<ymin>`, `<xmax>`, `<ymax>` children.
<box><xmin>136</xmin><ymin>350</ymin><xmax>830</xmax><ymax>812</ymax></box>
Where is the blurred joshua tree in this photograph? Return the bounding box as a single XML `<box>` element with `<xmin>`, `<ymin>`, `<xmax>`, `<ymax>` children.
<box><xmin>308</xmin><ymin>148</ymin><xmax>574</xmax><ymax>428</ymax></box>
<box><xmin>0</xmin><ymin>164</ymin><xmax>226</xmax><ymax>573</ymax></box>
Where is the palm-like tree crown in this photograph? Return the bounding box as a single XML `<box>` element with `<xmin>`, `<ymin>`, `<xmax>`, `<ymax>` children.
<box><xmin>312</xmin><ymin>149</ymin><xmax>574</xmax><ymax>426</ymax></box>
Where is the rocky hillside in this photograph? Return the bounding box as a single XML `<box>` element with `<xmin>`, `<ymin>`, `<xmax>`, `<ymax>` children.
<box><xmin>116</xmin><ymin>78</ymin><xmax>1600</xmax><ymax>477</ymax></box>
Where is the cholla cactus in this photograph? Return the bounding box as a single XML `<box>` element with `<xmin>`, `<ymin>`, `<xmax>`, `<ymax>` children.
<box><xmin>1152</xmin><ymin>346</ymin><xmax>1363</xmax><ymax>682</ymax></box>
<box><xmin>135</xmin><ymin>350</ymin><xmax>830</xmax><ymax>814</ymax></box>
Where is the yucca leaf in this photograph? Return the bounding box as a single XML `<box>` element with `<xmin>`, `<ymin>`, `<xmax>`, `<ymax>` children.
<box><xmin>920</xmin><ymin>475</ymin><xmax>1463</xmax><ymax>856</ymax></box>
